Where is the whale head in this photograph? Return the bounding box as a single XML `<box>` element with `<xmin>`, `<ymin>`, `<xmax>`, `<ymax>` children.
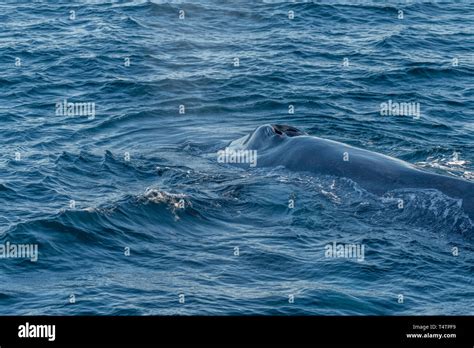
<box><xmin>228</xmin><ymin>124</ymin><xmax>307</xmax><ymax>151</ymax></box>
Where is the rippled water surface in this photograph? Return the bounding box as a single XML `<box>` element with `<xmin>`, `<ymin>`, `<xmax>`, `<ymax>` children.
<box><xmin>0</xmin><ymin>0</ymin><xmax>473</xmax><ymax>315</ymax></box>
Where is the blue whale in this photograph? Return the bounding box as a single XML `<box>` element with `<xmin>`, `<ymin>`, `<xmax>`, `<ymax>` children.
<box><xmin>227</xmin><ymin>124</ymin><xmax>474</xmax><ymax>221</ymax></box>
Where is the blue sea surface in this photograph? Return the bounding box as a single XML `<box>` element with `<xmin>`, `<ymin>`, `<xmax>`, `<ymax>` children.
<box><xmin>0</xmin><ymin>0</ymin><xmax>473</xmax><ymax>315</ymax></box>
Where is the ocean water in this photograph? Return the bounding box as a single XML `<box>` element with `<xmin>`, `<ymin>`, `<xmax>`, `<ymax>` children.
<box><xmin>0</xmin><ymin>0</ymin><xmax>473</xmax><ymax>315</ymax></box>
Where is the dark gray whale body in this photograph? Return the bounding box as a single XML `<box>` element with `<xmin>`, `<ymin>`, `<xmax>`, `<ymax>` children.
<box><xmin>228</xmin><ymin>124</ymin><xmax>474</xmax><ymax>220</ymax></box>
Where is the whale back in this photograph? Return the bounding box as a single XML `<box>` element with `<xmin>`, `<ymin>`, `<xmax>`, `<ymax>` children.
<box><xmin>225</xmin><ymin>124</ymin><xmax>474</xmax><ymax>221</ymax></box>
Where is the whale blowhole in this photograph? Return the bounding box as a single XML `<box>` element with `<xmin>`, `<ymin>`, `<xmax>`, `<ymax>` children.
<box><xmin>271</xmin><ymin>124</ymin><xmax>307</xmax><ymax>137</ymax></box>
